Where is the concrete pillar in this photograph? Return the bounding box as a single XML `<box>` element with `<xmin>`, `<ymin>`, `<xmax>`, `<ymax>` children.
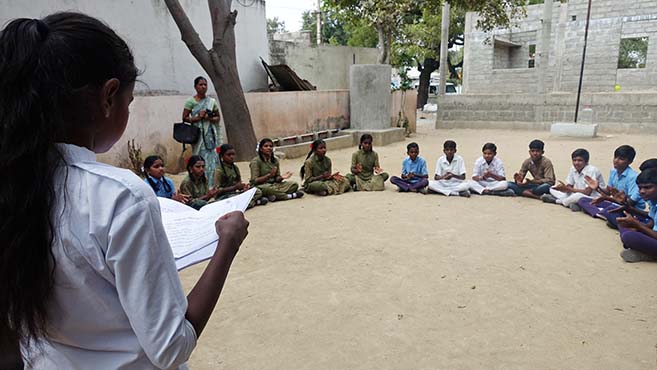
<box><xmin>349</xmin><ymin>64</ymin><xmax>392</xmax><ymax>130</ymax></box>
<box><xmin>537</xmin><ymin>0</ymin><xmax>553</xmax><ymax>94</ymax></box>
<box><xmin>439</xmin><ymin>2</ymin><xmax>451</xmax><ymax>97</ymax></box>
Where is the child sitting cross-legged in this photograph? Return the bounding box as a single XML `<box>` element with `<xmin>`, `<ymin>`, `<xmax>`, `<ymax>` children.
<box><xmin>507</xmin><ymin>139</ymin><xmax>555</xmax><ymax>199</ymax></box>
<box><xmin>468</xmin><ymin>142</ymin><xmax>514</xmax><ymax>196</ymax></box>
<box><xmin>428</xmin><ymin>140</ymin><xmax>470</xmax><ymax>197</ymax></box>
<box><xmin>541</xmin><ymin>148</ymin><xmax>605</xmax><ymax>211</ymax></box>
<box><xmin>390</xmin><ymin>142</ymin><xmax>429</xmax><ymax>193</ymax></box>
<box><xmin>301</xmin><ymin>139</ymin><xmax>351</xmax><ymax>196</ymax></box>
<box><xmin>179</xmin><ymin>155</ymin><xmax>219</xmax><ymax>210</ymax></box>
<box><xmin>616</xmin><ymin>168</ymin><xmax>657</xmax><ymax>262</ymax></box>
<box><xmin>214</xmin><ymin>144</ymin><xmax>268</xmax><ymax>208</ymax></box>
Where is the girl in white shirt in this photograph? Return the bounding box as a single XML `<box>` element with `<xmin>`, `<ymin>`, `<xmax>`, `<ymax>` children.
<box><xmin>0</xmin><ymin>12</ymin><xmax>248</xmax><ymax>370</ymax></box>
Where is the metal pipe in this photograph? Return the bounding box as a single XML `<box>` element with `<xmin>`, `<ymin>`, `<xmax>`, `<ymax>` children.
<box><xmin>574</xmin><ymin>0</ymin><xmax>593</xmax><ymax>123</ymax></box>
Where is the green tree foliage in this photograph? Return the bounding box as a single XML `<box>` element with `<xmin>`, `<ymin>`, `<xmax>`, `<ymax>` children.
<box><xmin>301</xmin><ymin>8</ymin><xmax>377</xmax><ymax>47</ymax></box>
<box><xmin>266</xmin><ymin>17</ymin><xmax>287</xmax><ymax>36</ymax></box>
<box><xmin>618</xmin><ymin>37</ymin><xmax>648</xmax><ymax>69</ymax></box>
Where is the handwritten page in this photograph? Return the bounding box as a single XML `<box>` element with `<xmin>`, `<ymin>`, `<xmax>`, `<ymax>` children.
<box><xmin>158</xmin><ymin>188</ymin><xmax>256</xmax><ymax>269</ymax></box>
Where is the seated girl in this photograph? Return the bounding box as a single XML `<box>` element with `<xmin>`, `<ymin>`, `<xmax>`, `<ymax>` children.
<box><xmin>143</xmin><ymin>155</ymin><xmax>187</xmax><ymax>202</ymax></box>
<box><xmin>214</xmin><ymin>144</ymin><xmax>267</xmax><ymax>208</ymax></box>
<box><xmin>301</xmin><ymin>139</ymin><xmax>351</xmax><ymax>196</ymax></box>
<box><xmin>179</xmin><ymin>155</ymin><xmax>218</xmax><ymax>210</ymax></box>
<box><xmin>345</xmin><ymin>134</ymin><xmax>389</xmax><ymax>191</ymax></box>
<box><xmin>249</xmin><ymin>138</ymin><xmax>303</xmax><ymax>201</ymax></box>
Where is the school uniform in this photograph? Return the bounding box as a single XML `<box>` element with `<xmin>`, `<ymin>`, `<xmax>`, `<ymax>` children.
<box><xmin>507</xmin><ymin>156</ymin><xmax>555</xmax><ymax>196</ymax></box>
<box><xmin>302</xmin><ymin>154</ymin><xmax>351</xmax><ymax>195</ymax></box>
<box><xmin>578</xmin><ymin>166</ymin><xmax>646</xmax><ymax>223</ymax></box>
<box><xmin>390</xmin><ymin>156</ymin><xmax>429</xmax><ymax>192</ymax></box>
<box><xmin>345</xmin><ymin>149</ymin><xmax>389</xmax><ymax>191</ymax></box>
<box><xmin>26</xmin><ymin>144</ymin><xmax>196</xmax><ymax>370</ymax></box>
<box><xmin>214</xmin><ymin>163</ymin><xmax>262</xmax><ymax>208</ymax></box>
<box><xmin>468</xmin><ymin>156</ymin><xmax>508</xmax><ymax>194</ymax></box>
<box><xmin>428</xmin><ymin>154</ymin><xmax>470</xmax><ymax>196</ymax></box>
<box><xmin>144</xmin><ymin>175</ymin><xmax>175</xmax><ymax>198</ymax></box>
<box><xmin>249</xmin><ymin>156</ymin><xmax>299</xmax><ymax>200</ymax></box>
<box><xmin>179</xmin><ymin>175</ymin><xmax>210</xmax><ymax>210</ymax></box>
<box><xmin>620</xmin><ymin>200</ymin><xmax>657</xmax><ymax>256</ymax></box>
<box><xmin>549</xmin><ymin>164</ymin><xmax>605</xmax><ymax>207</ymax></box>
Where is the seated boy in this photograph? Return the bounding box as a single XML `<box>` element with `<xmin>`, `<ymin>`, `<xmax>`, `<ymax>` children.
<box><xmin>541</xmin><ymin>148</ymin><xmax>604</xmax><ymax>211</ymax></box>
<box><xmin>577</xmin><ymin>145</ymin><xmax>646</xmax><ymax>228</ymax></box>
<box><xmin>390</xmin><ymin>142</ymin><xmax>429</xmax><ymax>193</ymax></box>
<box><xmin>616</xmin><ymin>168</ymin><xmax>657</xmax><ymax>262</ymax></box>
<box><xmin>428</xmin><ymin>140</ymin><xmax>470</xmax><ymax>197</ymax></box>
<box><xmin>507</xmin><ymin>139</ymin><xmax>555</xmax><ymax>199</ymax></box>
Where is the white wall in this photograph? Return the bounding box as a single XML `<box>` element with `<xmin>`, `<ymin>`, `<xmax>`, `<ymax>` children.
<box><xmin>0</xmin><ymin>0</ymin><xmax>269</xmax><ymax>95</ymax></box>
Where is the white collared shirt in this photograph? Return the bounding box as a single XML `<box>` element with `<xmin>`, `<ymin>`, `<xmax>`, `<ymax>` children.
<box><xmin>472</xmin><ymin>156</ymin><xmax>506</xmax><ymax>180</ymax></box>
<box><xmin>26</xmin><ymin>144</ymin><xmax>196</xmax><ymax>370</ymax></box>
<box><xmin>434</xmin><ymin>154</ymin><xmax>466</xmax><ymax>177</ymax></box>
<box><xmin>566</xmin><ymin>164</ymin><xmax>606</xmax><ymax>197</ymax></box>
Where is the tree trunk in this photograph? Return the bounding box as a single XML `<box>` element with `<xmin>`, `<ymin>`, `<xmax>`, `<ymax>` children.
<box><xmin>164</xmin><ymin>0</ymin><xmax>257</xmax><ymax>161</ymax></box>
<box><xmin>376</xmin><ymin>25</ymin><xmax>389</xmax><ymax>64</ymax></box>
<box><xmin>416</xmin><ymin>58</ymin><xmax>439</xmax><ymax>109</ymax></box>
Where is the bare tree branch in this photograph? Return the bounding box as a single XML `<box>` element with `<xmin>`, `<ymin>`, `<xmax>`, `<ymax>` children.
<box><xmin>163</xmin><ymin>0</ymin><xmax>213</xmax><ymax>72</ymax></box>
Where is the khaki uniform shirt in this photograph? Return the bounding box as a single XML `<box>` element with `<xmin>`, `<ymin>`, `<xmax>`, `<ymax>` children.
<box><xmin>304</xmin><ymin>154</ymin><xmax>332</xmax><ymax>186</ymax></box>
<box><xmin>519</xmin><ymin>156</ymin><xmax>555</xmax><ymax>185</ymax></box>
<box><xmin>351</xmin><ymin>149</ymin><xmax>380</xmax><ymax>181</ymax></box>
<box><xmin>250</xmin><ymin>156</ymin><xmax>280</xmax><ymax>184</ymax></box>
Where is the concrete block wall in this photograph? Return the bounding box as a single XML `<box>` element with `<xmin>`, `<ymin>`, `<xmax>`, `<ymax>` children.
<box><xmin>464</xmin><ymin>0</ymin><xmax>657</xmax><ymax>95</ymax></box>
<box><xmin>268</xmin><ymin>42</ymin><xmax>379</xmax><ymax>90</ymax></box>
<box><xmin>436</xmin><ymin>93</ymin><xmax>657</xmax><ymax>134</ymax></box>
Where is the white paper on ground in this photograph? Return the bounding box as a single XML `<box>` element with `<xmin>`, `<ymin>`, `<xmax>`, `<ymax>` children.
<box><xmin>157</xmin><ymin>188</ymin><xmax>256</xmax><ymax>270</ymax></box>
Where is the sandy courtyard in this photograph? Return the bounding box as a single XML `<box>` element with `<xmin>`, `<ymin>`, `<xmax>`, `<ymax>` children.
<box><xmin>177</xmin><ymin>119</ymin><xmax>657</xmax><ymax>370</ymax></box>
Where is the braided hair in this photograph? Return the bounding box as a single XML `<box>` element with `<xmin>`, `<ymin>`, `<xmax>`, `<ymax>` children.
<box><xmin>300</xmin><ymin>139</ymin><xmax>325</xmax><ymax>178</ymax></box>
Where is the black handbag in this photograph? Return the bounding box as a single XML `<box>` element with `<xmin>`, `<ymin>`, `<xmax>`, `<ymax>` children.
<box><xmin>173</xmin><ymin>122</ymin><xmax>200</xmax><ymax>144</ymax></box>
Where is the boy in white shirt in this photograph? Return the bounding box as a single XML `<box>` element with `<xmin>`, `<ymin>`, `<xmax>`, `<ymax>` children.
<box><xmin>428</xmin><ymin>140</ymin><xmax>471</xmax><ymax>197</ymax></box>
<box><xmin>469</xmin><ymin>142</ymin><xmax>515</xmax><ymax>196</ymax></box>
<box><xmin>542</xmin><ymin>148</ymin><xmax>605</xmax><ymax>210</ymax></box>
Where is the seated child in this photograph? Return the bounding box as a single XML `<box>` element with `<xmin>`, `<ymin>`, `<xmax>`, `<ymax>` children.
<box><xmin>616</xmin><ymin>168</ymin><xmax>657</xmax><ymax>262</ymax></box>
<box><xmin>390</xmin><ymin>142</ymin><xmax>429</xmax><ymax>193</ymax></box>
<box><xmin>179</xmin><ymin>155</ymin><xmax>219</xmax><ymax>210</ymax></box>
<box><xmin>249</xmin><ymin>138</ymin><xmax>303</xmax><ymax>201</ymax></box>
<box><xmin>345</xmin><ymin>134</ymin><xmax>389</xmax><ymax>191</ymax></box>
<box><xmin>468</xmin><ymin>142</ymin><xmax>513</xmax><ymax>196</ymax></box>
<box><xmin>301</xmin><ymin>139</ymin><xmax>351</xmax><ymax>196</ymax></box>
<box><xmin>214</xmin><ymin>144</ymin><xmax>267</xmax><ymax>208</ymax></box>
<box><xmin>577</xmin><ymin>145</ymin><xmax>645</xmax><ymax>227</ymax></box>
<box><xmin>507</xmin><ymin>139</ymin><xmax>555</xmax><ymax>199</ymax></box>
<box><xmin>143</xmin><ymin>155</ymin><xmax>187</xmax><ymax>202</ymax></box>
<box><xmin>542</xmin><ymin>148</ymin><xmax>605</xmax><ymax>211</ymax></box>
<box><xmin>428</xmin><ymin>140</ymin><xmax>470</xmax><ymax>197</ymax></box>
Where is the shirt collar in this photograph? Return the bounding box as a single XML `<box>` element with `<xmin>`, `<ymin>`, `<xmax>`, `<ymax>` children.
<box><xmin>55</xmin><ymin>143</ymin><xmax>96</xmax><ymax>164</ymax></box>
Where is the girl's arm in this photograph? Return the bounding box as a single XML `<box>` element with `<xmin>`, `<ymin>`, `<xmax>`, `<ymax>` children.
<box><xmin>186</xmin><ymin>211</ymin><xmax>248</xmax><ymax>336</ymax></box>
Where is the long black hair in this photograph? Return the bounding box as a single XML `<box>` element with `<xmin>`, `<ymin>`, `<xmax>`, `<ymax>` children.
<box><xmin>143</xmin><ymin>155</ymin><xmax>171</xmax><ymax>193</ymax></box>
<box><xmin>358</xmin><ymin>134</ymin><xmax>373</xmax><ymax>150</ymax></box>
<box><xmin>0</xmin><ymin>12</ymin><xmax>138</xmax><ymax>348</ymax></box>
<box><xmin>300</xmin><ymin>139</ymin><xmax>325</xmax><ymax>178</ymax></box>
<box><xmin>217</xmin><ymin>143</ymin><xmax>239</xmax><ymax>184</ymax></box>
<box><xmin>257</xmin><ymin>138</ymin><xmax>277</xmax><ymax>164</ymax></box>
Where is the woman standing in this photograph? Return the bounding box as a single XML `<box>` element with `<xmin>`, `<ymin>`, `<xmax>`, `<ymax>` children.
<box><xmin>182</xmin><ymin>76</ymin><xmax>222</xmax><ymax>186</ymax></box>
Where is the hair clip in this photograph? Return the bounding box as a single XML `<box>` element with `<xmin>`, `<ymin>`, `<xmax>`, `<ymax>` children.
<box><xmin>216</xmin><ymin>147</ymin><xmax>222</xmax><ymax>154</ymax></box>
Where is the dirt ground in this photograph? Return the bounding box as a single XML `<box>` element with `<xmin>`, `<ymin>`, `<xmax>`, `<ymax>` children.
<box><xmin>177</xmin><ymin>119</ymin><xmax>657</xmax><ymax>370</ymax></box>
